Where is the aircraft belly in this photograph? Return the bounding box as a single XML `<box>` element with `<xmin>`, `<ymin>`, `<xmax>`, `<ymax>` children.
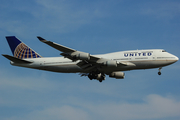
<box><xmin>100</xmin><ymin>60</ymin><xmax>175</xmax><ymax>73</ymax></box>
<box><xmin>131</xmin><ymin>60</ymin><xmax>174</xmax><ymax>69</ymax></box>
<box><xmin>40</xmin><ymin>64</ymin><xmax>83</xmax><ymax>73</ymax></box>
<box><xmin>12</xmin><ymin>62</ymin><xmax>83</xmax><ymax>73</ymax></box>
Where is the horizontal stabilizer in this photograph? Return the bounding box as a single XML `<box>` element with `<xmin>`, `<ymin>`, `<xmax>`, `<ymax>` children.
<box><xmin>2</xmin><ymin>54</ymin><xmax>33</xmax><ymax>64</ymax></box>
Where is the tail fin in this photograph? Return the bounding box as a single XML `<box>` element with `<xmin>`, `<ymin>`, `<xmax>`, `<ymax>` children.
<box><xmin>6</xmin><ymin>36</ymin><xmax>42</xmax><ymax>59</ymax></box>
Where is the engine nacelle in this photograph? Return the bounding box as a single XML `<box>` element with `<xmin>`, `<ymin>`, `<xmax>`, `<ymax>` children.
<box><xmin>103</xmin><ymin>60</ymin><xmax>117</xmax><ymax>67</ymax></box>
<box><xmin>109</xmin><ymin>72</ymin><xmax>125</xmax><ymax>79</ymax></box>
<box><xmin>71</xmin><ymin>51</ymin><xmax>90</xmax><ymax>60</ymax></box>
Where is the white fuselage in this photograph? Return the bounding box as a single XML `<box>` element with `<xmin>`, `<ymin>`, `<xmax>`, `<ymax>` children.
<box><xmin>11</xmin><ymin>49</ymin><xmax>178</xmax><ymax>74</ymax></box>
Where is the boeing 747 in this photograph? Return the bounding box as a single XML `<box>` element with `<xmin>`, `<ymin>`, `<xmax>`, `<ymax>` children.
<box><xmin>2</xmin><ymin>36</ymin><xmax>179</xmax><ymax>82</ymax></box>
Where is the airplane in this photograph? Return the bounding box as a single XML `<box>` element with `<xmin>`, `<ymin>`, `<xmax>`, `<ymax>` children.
<box><xmin>2</xmin><ymin>36</ymin><xmax>179</xmax><ymax>82</ymax></box>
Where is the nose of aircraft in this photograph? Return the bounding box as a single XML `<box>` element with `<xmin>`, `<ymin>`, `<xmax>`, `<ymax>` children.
<box><xmin>175</xmin><ymin>56</ymin><xmax>179</xmax><ymax>62</ymax></box>
<box><xmin>166</xmin><ymin>54</ymin><xmax>179</xmax><ymax>65</ymax></box>
<box><xmin>171</xmin><ymin>54</ymin><xmax>179</xmax><ymax>63</ymax></box>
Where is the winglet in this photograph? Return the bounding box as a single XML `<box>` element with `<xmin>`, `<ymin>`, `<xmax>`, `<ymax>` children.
<box><xmin>37</xmin><ymin>36</ymin><xmax>47</xmax><ymax>42</ymax></box>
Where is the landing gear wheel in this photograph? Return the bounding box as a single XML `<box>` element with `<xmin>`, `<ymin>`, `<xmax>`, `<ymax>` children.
<box><xmin>158</xmin><ymin>67</ymin><xmax>162</xmax><ymax>75</ymax></box>
<box><xmin>99</xmin><ymin>80</ymin><xmax>102</xmax><ymax>82</ymax></box>
<box><xmin>158</xmin><ymin>72</ymin><xmax>161</xmax><ymax>75</ymax></box>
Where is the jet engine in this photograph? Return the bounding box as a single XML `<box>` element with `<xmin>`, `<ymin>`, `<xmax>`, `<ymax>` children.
<box><xmin>103</xmin><ymin>60</ymin><xmax>117</xmax><ymax>67</ymax></box>
<box><xmin>70</xmin><ymin>51</ymin><xmax>90</xmax><ymax>60</ymax></box>
<box><xmin>109</xmin><ymin>72</ymin><xmax>125</xmax><ymax>79</ymax></box>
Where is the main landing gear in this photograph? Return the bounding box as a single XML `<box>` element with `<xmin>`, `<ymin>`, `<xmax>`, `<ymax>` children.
<box><xmin>88</xmin><ymin>71</ymin><xmax>105</xmax><ymax>82</ymax></box>
<box><xmin>158</xmin><ymin>67</ymin><xmax>162</xmax><ymax>75</ymax></box>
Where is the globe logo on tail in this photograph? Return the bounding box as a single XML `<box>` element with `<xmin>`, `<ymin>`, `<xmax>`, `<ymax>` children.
<box><xmin>14</xmin><ymin>43</ymin><xmax>41</xmax><ymax>59</ymax></box>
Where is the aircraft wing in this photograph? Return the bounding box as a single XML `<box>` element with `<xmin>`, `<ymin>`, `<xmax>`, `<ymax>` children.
<box><xmin>37</xmin><ymin>37</ymin><xmax>76</xmax><ymax>53</ymax></box>
<box><xmin>37</xmin><ymin>37</ymin><xmax>135</xmax><ymax>70</ymax></box>
<box><xmin>37</xmin><ymin>36</ymin><xmax>99</xmax><ymax>62</ymax></box>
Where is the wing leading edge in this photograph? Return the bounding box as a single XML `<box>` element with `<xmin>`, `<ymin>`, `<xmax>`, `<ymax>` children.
<box><xmin>37</xmin><ymin>36</ymin><xmax>100</xmax><ymax>62</ymax></box>
<box><xmin>37</xmin><ymin>36</ymin><xmax>76</xmax><ymax>53</ymax></box>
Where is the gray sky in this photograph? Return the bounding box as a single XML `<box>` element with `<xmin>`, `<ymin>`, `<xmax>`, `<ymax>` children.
<box><xmin>0</xmin><ymin>0</ymin><xmax>180</xmax><ymax>120</ymax></box>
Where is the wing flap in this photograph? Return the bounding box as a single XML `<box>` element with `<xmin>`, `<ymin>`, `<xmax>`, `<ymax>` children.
<box><xmin>2</xmin><ymin>54</ymin><xmax>33</xmax><ymax>64</ymax></box>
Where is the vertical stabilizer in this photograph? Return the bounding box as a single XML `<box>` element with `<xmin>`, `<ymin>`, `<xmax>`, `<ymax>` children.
<box><xmin>6</xmin><ymin>36</ymin><xmax>41</xmax><ymax>59</ymax></box>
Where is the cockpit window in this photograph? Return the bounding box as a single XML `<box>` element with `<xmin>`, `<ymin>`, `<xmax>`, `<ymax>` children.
<box><xmin>162</xmin><ymin>50</ymin><xmax>166</xmax><ymax>52</ymax></box>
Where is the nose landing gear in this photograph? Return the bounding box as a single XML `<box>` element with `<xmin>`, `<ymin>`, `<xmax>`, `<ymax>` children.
<box><xmin>158</xmin><ymin>67</ymin><xmax>162</xmax><ymax>75</ymax></box>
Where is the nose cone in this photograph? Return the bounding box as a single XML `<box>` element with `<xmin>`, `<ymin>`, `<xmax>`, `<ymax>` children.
<box><xmin>167</xmin><ymin>53</ymin><xmax>179</xmax><ymax>65</ymax></box>
<box><xmin>174</xmin><ymin>56</ymin><xmax>179</xmax><ymax>62</ymax></box>
<box><xmin>171</xmin><ymin>54</ymin><xmax>179</xmax><ymax>64</ymax></box>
